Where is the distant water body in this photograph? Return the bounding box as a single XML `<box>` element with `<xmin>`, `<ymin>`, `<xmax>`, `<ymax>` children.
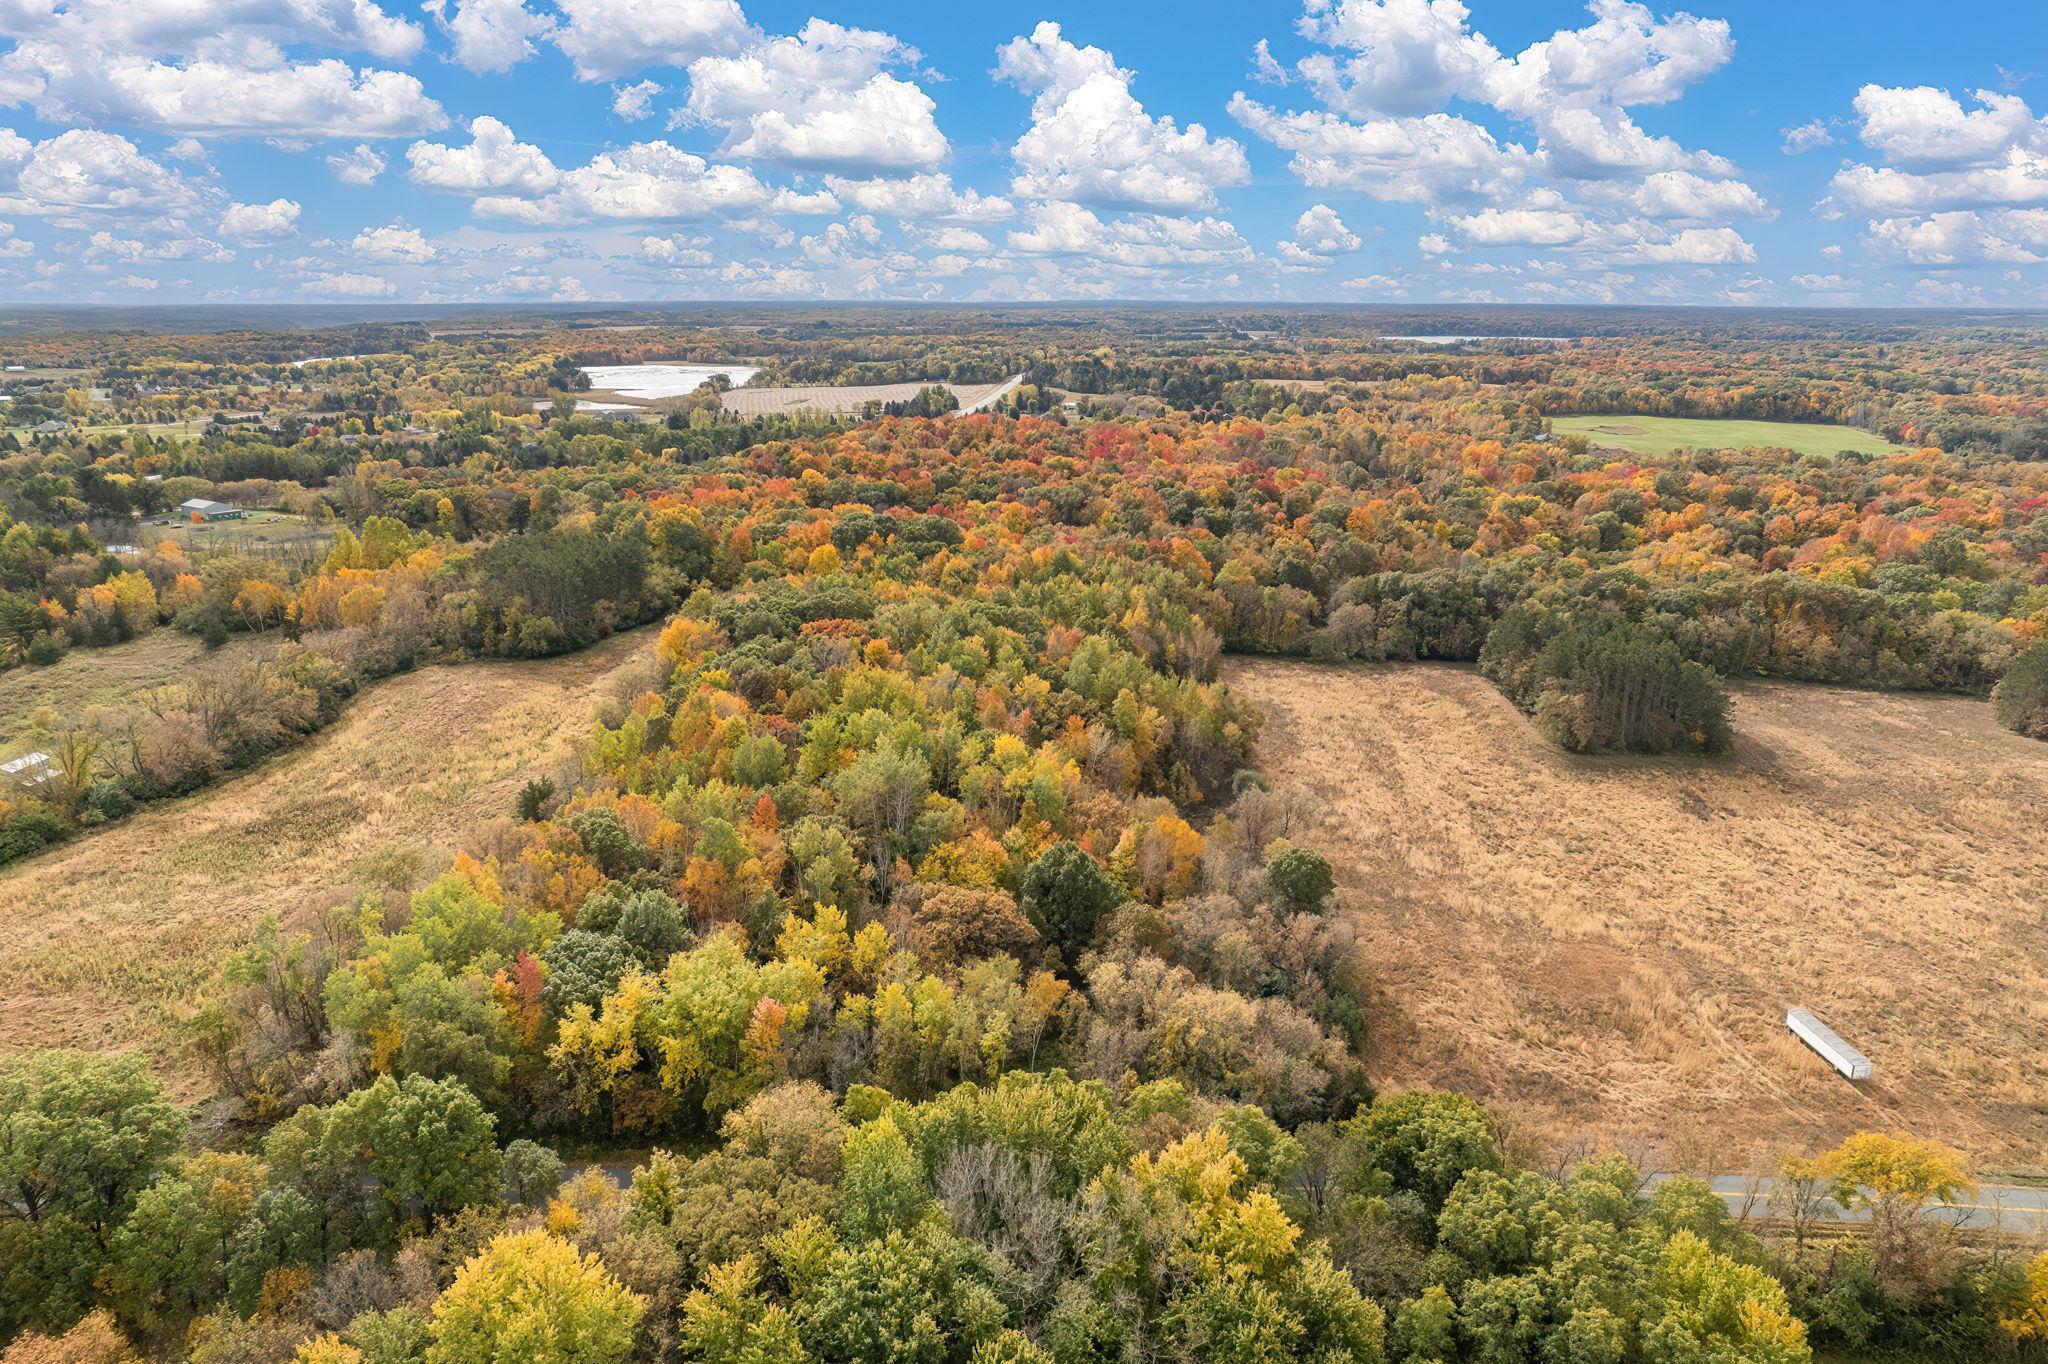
<box><xmin>582</xmin><ymin>362</ymin><xmax>761</xmax><ymax>398</ymax></box>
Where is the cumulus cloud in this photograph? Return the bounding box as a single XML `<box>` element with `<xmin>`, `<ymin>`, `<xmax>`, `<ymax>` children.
<box><xmin>302</xmin><ymin>270</ymin><xmax>397</xmax><ymax>297</ymax></box>
<box><xmin>1780</xmin><ymin>118</ymin><xmax>1835</xmax><ymax>154</ymax></box>
<box><xmin>677</xmin><ymin>19</ymin><xmax>947</xmax><ymax>174</ymax></box>
<box><xmin>0</xmin><ymin>0</ymin><xmax>443</xmax><ymax>139</ymax></box>
<box><xmin>822</xmin><ymin>174</ymin><xmax>1012</xmax><ymax>223</ymax></box>
<box><xmin>548</xmin><ymin>0</ymin><xmax>748</xmax><ymax>81</ymax></box>
<box><xmin>351</xmin><ymin>223</ymin><xmax>436</xmax><ymax>263</ymax></box>
<box><xmin>1865</xmin><ymin>209</ymin><xmax>2048</xmax><ymax>265</ymax></box>
<box><xmin>0</xmin><ymin>128</ymin><xmax>210</xmax><ymax>225</ymax></box>
<box><xmin>612</xmin><ymin>80</ymin><xmax>662</xmax><ymax>121</ymax></box>
<box><xmin>6</xmin><ymin>50</ymin><xmax>446</xmax><ymax>138</ymax></box>
<box><xmin>76</xmin><ymin>230</ymin><xmax>231</xmax><ymax>263</ymax></box>
<box><xmin>1293</xmin><ymin>203</ymin><xmax>1362</xmax><ymax>252</ymax></box>
<box><xmin>1823</xmin><ymin>82</ymin><xmax>2048</xmax><ymax>267</ymax></box>
<box><xmin>1231</xmin><ymin>0</ymin><xmax>1768</xmax><ymax>288</ymax></box>
<box><xmin>471</xmin><ymin>141</ymin><xmax>820</xmax><ymax>225</ymax></box>
<box><xmin>326</xmin><ymin>145</ymin><xmax>386</xmax><ymax>186</ymax></box>
<box><xmin>1447</xmin><ymin>206</ymin><xmax>1586</xmax><ymax>245</ymax></box>
<box><xmin>408</xmin><ymin>117</ymin><xmax>560</xmax><ymax>196</ymax></box>
<box><xmin>1613</xmin><ymin>225</ymin><xmax>1756</xmax><ymax>263</ymax></box>
<box><xmin>1850</xmin><ymin>85</ymin><xmax>2044</xmax><ymax>172</ymax></box>
<box><xmin>1629</xmin><ymin>169</ymin><xmax>1767</xmax><ymax>219</ymax></box>
<box><xmin>425</xmin><ymin>0</ymin><xmax>555</xmax><ymax>74</ymax></box>
<box><xmin>1007</xmin><ymin>200</ymin><xmax>1254</xmax><ymax>269</ymax></box>
<box><xmin>1294</xmin><ymin>0</ymin><xmax>1501</xmax><ymax>118</ymax></box>
<box><xmin>219</xmin><ymin>198</ymin><xmax>300</xmax><ymax>244</ymax></box>
<box><xmin>1228</xmin><ymin>98</ymin><xmax>1531</xmax><ymax>203</ymax></box>
<box><xmin>997</xmin><ymin>22</ymin><xmax>1250</xmax><ymax>213</ymax></box>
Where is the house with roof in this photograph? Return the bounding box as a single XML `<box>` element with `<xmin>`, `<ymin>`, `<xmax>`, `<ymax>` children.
<box><xmin>179</xmin><ymin>498</ymin><xmax>243</xmax><ymax>521</ymax></box>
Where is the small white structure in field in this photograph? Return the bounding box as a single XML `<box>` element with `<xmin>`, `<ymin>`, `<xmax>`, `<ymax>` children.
<box><xmin>1787</xmin><ymin>1008</ymin><xmax>1872</xmax><ymax>1080</ymax></box>
<box><xmin>1</xmin><ymin>751</ymin><xmax>57</xmax><ymax>792</ymax></box>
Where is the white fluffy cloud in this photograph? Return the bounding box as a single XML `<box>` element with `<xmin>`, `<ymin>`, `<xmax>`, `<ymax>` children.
<box><xmin>822</xmin><ymin>174</ymin><xmax>1012</xmax><ymax>223</ymax></box>
<box><xmin>326</xmin><ymin>145</ymin><xmax>386</xmax><ymax>186</ymax></box>
<box><xmin>219</xmin><ymin>198</ymin><xmax>300</xmax><ymax>244</ymax></box>
<box><xmin>1295</xmin><ymin>0</ymin><xmax>1501</xmax><ymax>118</ymax></box>
<box><xmin>302</xmin><ymin>270</ymin><xmax>397</xmax><ymax>297</ymax></box>
<box><xmin>352</xmin><ymin>223</ymin><xmax>436</xmax><ymax>263</ymax></box>
<box><xmin>1866</xmin><ymin>210</ymin><xmax>2048</xmax><ymax>265</ymax></box>
<box><xmin>0</xmin><ymin>0</ymin><xmax>443</xmax><ymax>139</ymax></box>
<box><xmin>1447</xmin><ymin>206</ymin><xmax>1585</xmax><ymax>246</ymax></box>
<box><xmin>1228</xmin><ymin>98</ymin><xmax>1531</xmax><ymax>203</ymax></box>
<box><xmin>1237</xmin><ymin>0</ymin><xmax>1762</xmax><ymax>285</ymax></box>
<box><xmin>1293</xmin><ymin>203</ymin><xmax>1361</xmax><ymax>252</ymax></box>
<box><xmin>471</xmin><ymin>141</ymin><xmax>823</xmax><ymax>226</ymax></box>
<box><xmin>678</xmin><ymin>19</ymin><xmax>947</xmax><ymax>174</ymax></box>
<box><xmin>548</xmin><ymin>0</ymin><xmax>748</xmax><ymax>81</ymax></box>
<box><xmin>425</xmin><ymin>0</ymin><xmax>555</xmax><ymax>74</ymax></box>
<box><xmin>408</xmin><ymin>117</ymin><xmax>560</xmax><ymax>196</ymax></box>
<box><xmin>1850</xmin><ymin>86</ymin><xmax>2044</xmax><ymax>172</ymax></box>
<box><xmin>1007</xmin><ymin>200</ymin><xmax>1254</xmax><ymax>269</ymax></box>
<box><xmin>1614</xmin><ymin>225</ymin><xmax>1756</xmax><ymax>263</ymax></box>
<box><xmin>1826</xmin><ymin>83</ymin><xmax>2048</xmax><ymax>267</ymax></box>
<box><xmin>0</xmin><ymin>128</ymin><xmax>210</xmax><ymax>225</ymax></box>
<box><xmin>997</xmin><ymin>22</ymin><xmax>1249</xmax><ymax>213</ymax></box>
<box><xmin>6</xmin><ymin>50</ymin><xmax>446</xmax><ymax>138</ymax></box>
<box><xmin>612</xmin><ymin>80</ymin><xmax>662</xmax><ymax>121</ymax></box>
<box><xmin>1629</xmin><ymin>169</ymin><xmax>1767</xmax><ymax>219</ymax></box>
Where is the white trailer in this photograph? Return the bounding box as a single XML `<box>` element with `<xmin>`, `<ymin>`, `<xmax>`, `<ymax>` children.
<box><xmin>1786</xmin><ymin>1008</ymin><xmax>1872</xmax><ymax>1080</ymax></box>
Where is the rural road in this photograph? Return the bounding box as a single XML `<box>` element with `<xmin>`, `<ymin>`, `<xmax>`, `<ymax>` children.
<box><xmin>959</xmin><ymin>373</ymin><xmax>1024</xmax><ymax>413</ymax></box>
<box><xmin>1653</xmin><ymin>1174</ymin><xmax>2048</xmax><ymax>1234</ymax></box>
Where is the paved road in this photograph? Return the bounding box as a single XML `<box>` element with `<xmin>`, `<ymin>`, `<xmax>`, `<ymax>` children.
<box><xmin>1649</xmin><ymin>1174</ymin><xmax>2048</xmax><ymax>1234</ymax></box>
<box><xmin>958</xmin><ymin>373</ymin><xmax>1024</xmax><ymax>414</ymax></box>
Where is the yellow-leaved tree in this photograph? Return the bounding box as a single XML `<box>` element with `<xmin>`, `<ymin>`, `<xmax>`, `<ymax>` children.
<box><xmin>426</xmin><ymin>1230</ymin><xmax>643</xmax><ymax>1364</ymax></box>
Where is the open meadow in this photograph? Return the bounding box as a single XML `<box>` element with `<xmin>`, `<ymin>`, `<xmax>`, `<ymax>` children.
<box><xmin>0</xmin><ymin>629</ymin><xmax>655</xmax><ymax>1094</ymax></box>
<box><xmin>0</xmin><ymin>631</ymin><xmax>276</xmax><ymax>761</ymax></box>
<box><xmin>1549</xmin><ymin>414</ymin><xmax>1908</xmax><ymax>458</ymax></box>
<box><xmin>1227</xmin><ymin>657</ymin><xmax>2048</xmax><ymax>1168</ymax></box>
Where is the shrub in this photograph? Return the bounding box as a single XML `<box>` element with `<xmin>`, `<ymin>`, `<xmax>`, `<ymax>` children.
<box><xmin>1992</xmin><ymin>641</ymin><xmax>2048</xmax><ymax>740</ymax></box>
<box><xmin>1266</xmin><ymin>844</ymin><xmax>1336</xmax><ymax>912</ymax></box>
<box><xmin>499</xmin><ymin>1141</ymin><xmax>567</xmax><ymax>1208</ymax></box>
<box><xmin>515</xmin><ymin>777</ymin><xmax>558</xmax><ymax>822</ymax></box>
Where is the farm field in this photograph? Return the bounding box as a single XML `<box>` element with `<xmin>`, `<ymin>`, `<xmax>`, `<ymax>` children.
<box><xmin>1550</xmin><ymin>414</ymin><xmax>1908</xmax><ymax>458</ymax></box>
<box><xmin>0</xmin><ymin>630</ymin><xmax>276</xmax><ymax>760</ymax></box>
<box><xmin>146</xmin><ymin>508</ymin><xmax>336</xmax><ymax>557</ymax></box>
<box><xmin>1226</xmin><ymin>657</ymin><xmax>2048</xmax><ymax>1167</ymax></box>
<box><xmin>0</xmin><ymin>628</ymin><xmax>656</xmax><ymax>1093</ymax></box>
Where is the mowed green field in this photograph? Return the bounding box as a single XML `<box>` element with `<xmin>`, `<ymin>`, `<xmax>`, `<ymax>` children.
<box><xmin>1551</xmin><ymin>414</ymin><xmax>1908</xmax><ymax>458</ymax></box>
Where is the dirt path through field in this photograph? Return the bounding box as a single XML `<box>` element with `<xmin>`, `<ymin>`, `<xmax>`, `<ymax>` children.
<box><xmin>1226</xmin><ymin>658</ymin><xmax>2048</xmax><ymax>1167</ymax></box>
<box><xmin>0</xmin><ymin>631</ymin><xmax>656</xmax><ymax>1090</ymax></box>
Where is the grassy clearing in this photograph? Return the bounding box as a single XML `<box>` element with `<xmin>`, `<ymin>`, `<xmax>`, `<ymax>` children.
<box><xmin>0</xmin><ymin>629</ymin><xmax>658</xmax><ymax>1093</ymax></box>
<box><xmin>1227</xmin><ymin>658</ymin><xmax>2048</xmax><ymax>1166</ymax></box>
<box><xmin>145</xmin><ymin>509</ymin><xmax>336</xmax><ymax>558</ymax></box>
<box><xmin>1550</xmin><ymin>414</ymin><xmax>1907</xmax><ymax>458</ymax></box>
<box><xmin>0</xmin><ymin>631</ymin><xmax>276</xmax><ymax>760</ymax></box>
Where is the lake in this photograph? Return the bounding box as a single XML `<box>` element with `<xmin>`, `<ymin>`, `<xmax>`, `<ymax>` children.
<box><xmin>582</xmin><ymin>362</ymin><xmax>761</xmax><ymax>399</ymax></box>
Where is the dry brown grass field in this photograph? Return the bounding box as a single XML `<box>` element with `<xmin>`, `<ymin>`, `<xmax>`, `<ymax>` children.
<box><xmin>0</xmin><ymin>629</ymin><xmax>655</xmax><ymax>1094</ymax></box>
<box><xmin>0</xmin><ymin>631</ymin><xmax>276</xmax><ymax>760</ymax></box>
<box><xmin>1227</xmin><ymin>658</ymin><xmax>2048</xmax><ymax>1169</ymax></box>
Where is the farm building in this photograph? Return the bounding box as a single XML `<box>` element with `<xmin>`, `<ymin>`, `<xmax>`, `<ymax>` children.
<box><xmin>31</xmin><ymin>419</ymin><xmax>66</xmax><ymax>434</ymax></box>
<box><xmin>1</xmin><ymin>752</ymin><xmax>57</xmax><ymax>792</ymax></box>
<box><xmin>179</xmin><ymin>498</ymin><xmax>243</xmax><ymax>521</ymax></box>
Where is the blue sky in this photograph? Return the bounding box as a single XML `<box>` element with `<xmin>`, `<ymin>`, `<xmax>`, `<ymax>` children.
<box><xmin>1</xmin><ymin>0</ymin><xmax>2045</xmax><ymax>305</ymax></box>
